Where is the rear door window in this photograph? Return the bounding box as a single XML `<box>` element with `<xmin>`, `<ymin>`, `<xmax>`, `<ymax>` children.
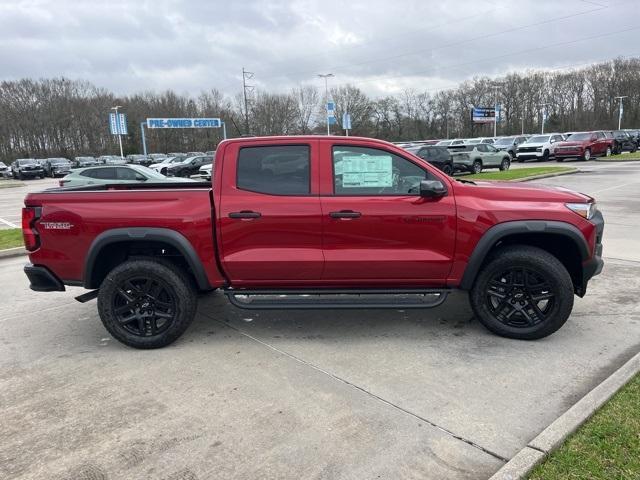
<box><xmin>237</xmin><ymin>145</ymin><xmax>310</xmax><ymax>195</ymax></box>
<box><xmin>81</xmin><ymin>168</ymin><xmax>115</xmax><ymax>179</ymax></box>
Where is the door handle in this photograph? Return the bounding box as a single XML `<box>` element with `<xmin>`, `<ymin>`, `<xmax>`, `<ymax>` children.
<box><xmin>329</xmin><ymin>210</ymin><xmax>361</xmax><ymax>219</ymax></box>
<box><xmin>229</xmin><ymin>210</ymin><xmax>261</xmax><ymax>219</ymax></box>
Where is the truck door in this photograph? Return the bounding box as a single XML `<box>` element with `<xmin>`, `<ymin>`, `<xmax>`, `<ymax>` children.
<box><xmin>217</xmin><ymin>142</ymin><xmax>323</xmax><ymax>284</ymax></box>
<box><xmin>319</xmin><ymin>143</ymin><xmax>456</xmax><ymax>285</ymax></box>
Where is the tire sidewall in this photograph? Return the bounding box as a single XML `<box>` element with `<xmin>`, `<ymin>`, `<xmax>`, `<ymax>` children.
<box><xmin>500</xmin><ymin>158</ymin><xmax>510</xmax><ymax>171</ymax></box>
<box><xmin>470</xmin><ymin>247</ymin><xmax>574</xmax><ymax>340</ymax></box>
<box><xmin>97</xmin><ymin>259</ymin><xmax>197</xmax><ymax>349</ymax></box>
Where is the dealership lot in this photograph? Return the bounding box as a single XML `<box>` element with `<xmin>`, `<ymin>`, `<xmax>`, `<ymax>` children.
<box><xmin>0</xmin><ymin>161</ymin><xmax>639</xmax><ymax>479</ymax></box>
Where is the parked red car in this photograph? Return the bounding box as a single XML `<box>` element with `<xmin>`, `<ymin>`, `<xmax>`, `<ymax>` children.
<box><xmin>555</xmin><ymin>131</ymin><xmax>615</xmax><ymax>161</ymax></box>
<box><xmin>23</xmin><ymin>136</ymin><xmax>604</xmax><ymax>348</ymax></box>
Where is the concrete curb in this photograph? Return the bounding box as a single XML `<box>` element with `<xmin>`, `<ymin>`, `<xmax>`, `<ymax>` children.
<box><xmin>0</xmin><ymin>247</ymin><xmax>27</xmax><ymax>259</ymax></box>
<box><xmin>514</xmin><ymin>169</ymin><xmax>579</xmax><ymax>182</ymax></box>
<box><xmin>488</xmin><ymin>350</ymin><xmax>640</xmax><ymax>480</ymax></box>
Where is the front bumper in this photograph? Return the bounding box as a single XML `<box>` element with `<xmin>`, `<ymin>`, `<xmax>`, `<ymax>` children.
<box><xmin>555</xmin><ymin>150</ymin><xmax>583</xmax><ymax>159</ymax></box>
<box><xmin>578</xmin><ymin>210</ymin><xmax>604</xmax><ymax>296</ymax></box>
<box><xmin>20</xmin><ymin>169</ymin><xmax>43</xmax><ymax>177</ymax></box>
<box><xmin>516</xmin><ymin>151</ymin><xmax>544</xmax><ymax>160</ymax></box>
<box><xmin>24</xmin><ymin>264</ymin><xmax>65</xmax><ymax>292</ymax></box>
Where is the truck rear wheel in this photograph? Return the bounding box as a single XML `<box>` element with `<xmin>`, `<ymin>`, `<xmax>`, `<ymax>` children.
<box><xmin>469</xmin><ymin>245</ymin><xmax>574</xmax><ymax>340</ymax></box>
<box><xmin>97</xmin><ymin>259</ymin><xmax>197</xmax><ymax>349</ymax></box>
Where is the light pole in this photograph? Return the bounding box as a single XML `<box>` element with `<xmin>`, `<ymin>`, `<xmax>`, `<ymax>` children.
<box><xmin>614</xmin><ymin>96</ymin><xmax>628</xmax><ymax>130</ymax></box>
<box><xmin>539</xmin><ymin>103</ymin><xmax>551</xmax><ymax>134</ymax></box>
<box><xmin>492</xmin><ymin>84</ymin><xmax>502</xmax><ymax>137</ymax></box>
<box><xmin>318</xmin><ymin>73</ymin><xmax>334</xmax><ymax>135</ymax></box>
<box><xmin>111</xmin><ymin>105</ymin><xmax>124</xmax><ymax>158</ymax></box>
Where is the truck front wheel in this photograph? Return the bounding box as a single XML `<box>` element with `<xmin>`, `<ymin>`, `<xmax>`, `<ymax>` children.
<box><xmin>469</xmin><ymin>245</ymin><xmax>574</xmax><ymax>340</ymax></box>
<box><xmin>97</xmin><ymin>259</ymin><xmax>197</xmax><ymax>349</ymax></box>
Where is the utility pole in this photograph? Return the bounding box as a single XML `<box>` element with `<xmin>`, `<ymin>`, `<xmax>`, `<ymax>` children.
<box><xmin>521</xmin><ymin>116</ymin><xmax>524</xmax><ymax>135</ymax></box>
<box><xmin>614</xmin><ymin>96</ymin><xmax>628</xmax><ymax>130</ymax></box>
<box><xmin>318</xmin><ymin>73</ymin><xmax>334</xmax><ymax>135</ymax></box>
<box><xmin>539</xmin><ymin>103</ymin><xmax>551</xmax><ymax>134</ymax></box>
<box><xmin>242</xmin><ymin>67</ymin><xmax>254</xmax><ymax>135</ymax></box>
<box><xmin>111</xmin><ymin>105</ymin><xmax>124</xmax><ymax>158</ymax></box>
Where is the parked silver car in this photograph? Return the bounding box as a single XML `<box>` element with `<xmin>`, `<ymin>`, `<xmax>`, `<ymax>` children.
<box><xmin>449</xmin><ymin>144</ymin><xmax>512</xmax><ymax>173</ymax></box>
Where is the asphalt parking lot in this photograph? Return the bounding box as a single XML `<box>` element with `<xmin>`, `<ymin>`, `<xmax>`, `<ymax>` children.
<box><xmin>1</xmin><ymin>160</ymin><xmax>639</xmax><ymax>479</ymax></box>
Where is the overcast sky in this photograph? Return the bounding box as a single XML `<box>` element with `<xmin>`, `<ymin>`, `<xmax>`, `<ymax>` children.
<box><xmin>1</xmin><ymin>0</ymin><xmax>638</xmax><ymax>98</ymax></box>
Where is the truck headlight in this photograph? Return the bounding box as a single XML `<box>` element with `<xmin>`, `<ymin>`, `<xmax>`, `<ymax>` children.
<box><xmin>565</xmin><ymin>202</ymin><xmax>597</xmax><ymax>220</ymax></box>
<box><xmin>536</xmin><ymin>147</ymin><xmax>542</xmax><ymax>152</ymax></box>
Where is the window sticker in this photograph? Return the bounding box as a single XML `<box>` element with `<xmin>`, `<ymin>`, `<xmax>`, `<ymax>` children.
<box><xmin>338</xmin><ymin>155</ymin><xmax>393</xmax><ymax>188</ymax></box>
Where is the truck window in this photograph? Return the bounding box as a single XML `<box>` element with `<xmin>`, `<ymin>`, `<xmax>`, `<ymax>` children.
<box><xmin>237</xmin><ymin>145</ymin><xmax>310</xmax><ymax>195</ymax></box>
<box><xmin>332</xmin><ymin>146</ymin><xmax>428</xmax><ymax>196</ymax></box>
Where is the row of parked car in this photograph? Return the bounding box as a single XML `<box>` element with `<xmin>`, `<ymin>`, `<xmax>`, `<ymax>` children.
<box><xmin>1</xmin><ymin>150</ymin><xmax>217</xmax><ymax>181</ymax></box>
<box><xmin>397</xmin><ymin>128</ymin><xmax>640</xmax><ymax>175</ymax></box>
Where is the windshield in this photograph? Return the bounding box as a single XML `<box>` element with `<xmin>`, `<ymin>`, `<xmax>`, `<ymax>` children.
<box><xmin>526</xmin><ymin>136</ymin><xmax>550</xmax><ymax>143</ymax></box>
<box><xmin>49</xmin><ymin>158</ymin><xmax>69</xmax><ymax>164</ymax></box>
<box><xmin>567</xmin><ymin>133</ymin><xmax>592</xmax><ymax>141</ymax></box>
<box><xmin>494</xmin><ymin>137</ymin><xmax>513</xmax><ymax>145</ymax></box>
<box><xmin>19</xmin><ymin>159</ymin><xmax>36</xmax><ymax>165</ymax></box>
<box><xmin>465</xmin><ymin>139</ymin><xmax>481</xmax><ymax>144</ymax></box>
<box><xmin>436</xmin><ymin>140</ymin><xmax>452</xmax><ymax>146</ymax></box>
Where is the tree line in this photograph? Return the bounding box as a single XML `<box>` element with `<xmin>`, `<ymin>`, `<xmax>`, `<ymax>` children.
<box><xmin>1</xmin><ymin>56</ymin><xmax>639</xmax><ymax>161</ymax></box>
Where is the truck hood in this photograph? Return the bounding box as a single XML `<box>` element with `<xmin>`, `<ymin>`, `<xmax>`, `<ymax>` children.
<box><xmin>518</xmin><ymin>142</ymin><xmax>546</xmax><ymax>148</ymax></box>
<box><xmin>556</xmin><ymin>141</ymin><xmax>586</xmax><ymax>147</ymax></box>
<box><xmin>456</xmin><ymin>179</ymin><xmax>591</xmax><ymax>202</ymax></box>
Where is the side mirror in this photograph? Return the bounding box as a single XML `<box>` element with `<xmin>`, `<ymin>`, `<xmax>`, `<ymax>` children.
<box><xmin>419</xmin><ymin>180</ymin><xmax>447</xmax><ymax>198</ymax></box>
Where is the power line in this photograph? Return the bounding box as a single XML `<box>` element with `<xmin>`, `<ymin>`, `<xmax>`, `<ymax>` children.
<box><xmin>258</xmin><ymin>1</ymin><xmax>613</xmax><ymax>85</ymax></box>
<box><xmin>343</xmin><ymin>24</ymin><xmax>640</xmax><ymax>89</ymax></box>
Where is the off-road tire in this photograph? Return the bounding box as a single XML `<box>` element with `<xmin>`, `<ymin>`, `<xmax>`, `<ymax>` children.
<box><xmin>97</xmin><ymin>258</ymin><xmax>197</xmax><ymax>349</ymax></box>
<box><xmin>469</xmin><ymin>245</ymin><xmax>574</xmax><ymax>340</ymax></box>
<box><xmin>472</xmin><ymin>160</ymin><xmax>482</xmax><ymax>174</ymax></box>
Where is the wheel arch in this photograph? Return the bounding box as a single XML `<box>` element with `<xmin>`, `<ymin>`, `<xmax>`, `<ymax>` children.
<box><xmin>460</xmin><ymin>221</ymin><xmax>589</xmax><ymax>293</ymax></box>
<box><xmin>84</xmin><ymin>227</ymin><xmax>211</xmax><ymax>290</ymax></box>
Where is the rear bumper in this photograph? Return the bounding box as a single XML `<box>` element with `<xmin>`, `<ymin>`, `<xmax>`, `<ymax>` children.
<box><xmin>24</xmin><ymin>264</ymin><xmax>65</xmax><ymax>292</ymax></box>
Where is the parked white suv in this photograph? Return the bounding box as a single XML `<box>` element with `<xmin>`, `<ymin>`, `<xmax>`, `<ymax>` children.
<box><xmin>515</xmin><ymin>133</ymin><xmax>565</xmax><ymax>162</ymax></box>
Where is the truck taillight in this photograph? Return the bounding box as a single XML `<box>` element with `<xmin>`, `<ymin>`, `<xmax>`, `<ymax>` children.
<box><xmin>22</xmin><ymin>207</ymin><xmax>41</xmax><ymax>251</ymax></box>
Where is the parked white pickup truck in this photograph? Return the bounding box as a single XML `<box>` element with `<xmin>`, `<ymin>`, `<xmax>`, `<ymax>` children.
<box><xmin>515</xmin><ymin>134</ymin><xmax>565</xmax><ymax>162</ymax></box>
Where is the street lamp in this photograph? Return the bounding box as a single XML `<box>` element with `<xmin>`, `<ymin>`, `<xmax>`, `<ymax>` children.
<box><xmin>111</xmin><ymin>105</ymin><xmax>124</xmax><ymax>158</ymax></box>
<box><xmin>538</xmin><ymin>103</ymin><xmax>551</xmax><ymax>134</ymax></box>
<box><xmin>614</xmin><ymin>96</ymin><xmax>628</xmax><ymax>130</ymax></box>
<box><xmin>318</xmin><ymin>73</ymin><xmax>334</xmax><ymax>135</ymax></box>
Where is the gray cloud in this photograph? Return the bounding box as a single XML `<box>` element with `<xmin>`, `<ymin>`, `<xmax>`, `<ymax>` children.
<box><xmin>0</xmin><ymin>0</ymin><xmax>637</xmax><ymax>97</ymax></box>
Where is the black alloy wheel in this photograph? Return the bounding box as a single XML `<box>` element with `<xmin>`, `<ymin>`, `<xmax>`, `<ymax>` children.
<box><xmin>111</xmin><ymin>277</ymin><xmax>177</xmax><ymax>337</ymax></box>
<box><xmin>485</xmin><ymin>267</ymin><xmax>555</xmax><ymax>328</ymax></box>
<box><xmin>97</xmin><ymin>259</ymin><xmax>197</xmax><ymax>348</ymax></box>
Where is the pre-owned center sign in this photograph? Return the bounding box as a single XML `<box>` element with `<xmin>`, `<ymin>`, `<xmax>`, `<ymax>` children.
<box><xmin>146</xmin><ymin>118</ymin><xmax>222</xmax><ymax>129</ymax></box>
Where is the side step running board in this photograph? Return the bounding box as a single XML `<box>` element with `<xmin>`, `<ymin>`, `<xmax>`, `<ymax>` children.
<box><xmin>224</xmin><ymin>288</ymin><xmax>450</xmax><ymax>310</ymax></box>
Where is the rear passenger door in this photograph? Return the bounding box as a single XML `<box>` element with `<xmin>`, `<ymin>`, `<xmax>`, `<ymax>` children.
<box><xmin>217</xmin><ymin>142</ymin><xmax>323</xmax><ymax>284</ymax></box>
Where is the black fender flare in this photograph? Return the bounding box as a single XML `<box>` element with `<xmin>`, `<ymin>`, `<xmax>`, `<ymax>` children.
<box><xmin>84</xmin><ymin>227</ymin><xmax>211</xmax><ymax>290</ymax></box>
<box><xmin>459</xmin><ymin>220</ymin><xmax>589</xmax><ymax>290</ymax></box>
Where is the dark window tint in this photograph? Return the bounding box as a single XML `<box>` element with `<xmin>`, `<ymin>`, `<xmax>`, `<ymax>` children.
<box><xmin>332</xmin><ymin>146</ymin><xmax>428</xmax><ymax>196</ymax></box>
<box><xmin>477</xmin><ymin>144</ymin><xmax>488</xmax><ymax>152</ymax></box>
<box><xmin>81</xmin><ymin>168</ymin><xmax>115</xmax><ymax>179</ymax></box>
<box><xmin>237</xmin><ymin>145</ymin><xmax>310</xmax><ymax>195</ymax></box>
<box><xmin>116</xmin><ymin>167</ymin><xmax>141</xmax><ymax>180</ymax></box>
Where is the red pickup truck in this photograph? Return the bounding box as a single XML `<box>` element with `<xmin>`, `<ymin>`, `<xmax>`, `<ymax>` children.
<box><xmin>555</xmin><ymin>131</ymin><xmax>615</xmax><ymax>161</ymax></box>
<box><xmin>22</xmin><ymin>136</ymin><xmax>604</xmax><ymax>349</ymax></box>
